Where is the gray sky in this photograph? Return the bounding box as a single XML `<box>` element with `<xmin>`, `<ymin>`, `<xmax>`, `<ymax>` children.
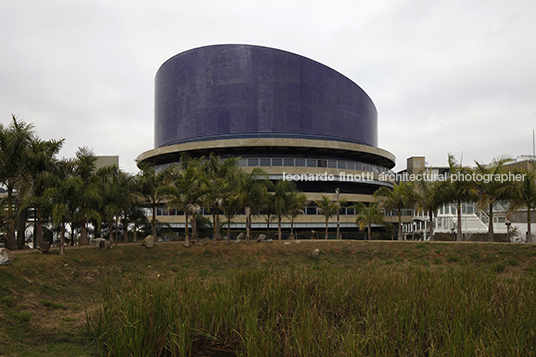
<box><xmin>1</xmin><ymin>0</ymin><xmax>535</xmax><ymax>173</ymax></box>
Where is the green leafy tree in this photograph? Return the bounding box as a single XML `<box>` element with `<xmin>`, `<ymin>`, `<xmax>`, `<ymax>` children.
<box><xmin>508</xmin><ymin>165</ymin><xmax>536</xmax><ymax>243</ymax></box>
<box><xmin>272</xmin><ymin>180</ymin><xmax>297</xmax><ymax>241</ymax></box>
<box><xmin>375</xmin><ymin>181</ymin><xmax>417</xmax><ymax>241</ymax></box>
<box><xmin>71</xmin><ymin>147</ymin><xmax>101</xmax><ymax>245</ymax></box>
<box><xmin>415</xmin><ymin>178</ymin><xmax>447</xmax><ymax>241</ymax></box>
<box><xmin>162</xmin><ymin>155</ymin><xmax>207</xmax><ymax>247</ymax></box>
<box><xmin>236</xmin><ymin>168</ymin><xmax>270</xmax><ymax>243</ymax></box>
<box><xmin>18</xmin><ymin>137</ymin><xmax>64</xmax><ymax>249</ymax></box>
<box><xmin>96</xmin><ymin>165</ymin><xmax>130</xmax><ymax>246</ymax></box>
<box><xmin>202</xmin><ymin>154</ymin><xmax>240</xmax><ymax>242</ymax></box>
<box><xmin>315</xmin><ymin>195</ymin><xmax>338</xmax><ymax>240</ymax></box>
<box><xmin>354</xmin><ymin>202</ymin><xmax>385</xmax><ymax>240</ymax></box>
<box><xmin>135</xmin><ymin>162</ymin><xmax>170</xmax><ymax>240</ymax></box>
<box><xmin>287</xmin><ymin>191</ymin><xmax>308</xmax><ymax>239</ymax></box>
<box><xmin>45</xmin><ymin>159</ymin><xmax>80</xmax><ymax>255</ymax></box>
<box><xmin>0</xmin><ymin>116</ymin><xmax>35</xmax><ymax>250</ymax></box>
<box><xmin>445</xmin><ymin>154</ymin><xmax>479</xmax><ymax>241</ymax></box>
<box><xmin>474</xmin><ymin>156</ymin><xmax>512</xmax><ymax>242</ymax></box>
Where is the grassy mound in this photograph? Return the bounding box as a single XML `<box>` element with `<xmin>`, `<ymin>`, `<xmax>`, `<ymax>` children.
<box><xmin>2</xmin><ymin>240</ymin><xmax>536</xmax><ymax>356</ymax></box>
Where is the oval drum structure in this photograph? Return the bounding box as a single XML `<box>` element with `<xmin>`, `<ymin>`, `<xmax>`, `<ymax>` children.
<box><xmin>154</xmin><ymin>44</ymin><xmax>378</xmax><ymax>148</ymax></box>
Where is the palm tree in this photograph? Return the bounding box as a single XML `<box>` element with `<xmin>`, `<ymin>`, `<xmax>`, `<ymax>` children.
<box><xmin>0</xmin><ymin>116</ymin><xmax>35</xmax><ymax>250</ymax></box>
<box><xmin>374</xmin><ymin>181</ymin><xmax>417</xmax><ymax>241</ymax></box>
<box><xmin>221</xmin><ymin>191</ymin><xmax>242</xmax><ymax>244</ymax></box>
<box><xmin>71</xmin><ymin>147</ymin><xmax>101</xmax><ymax>245</ymax></box>
<box><xmin>236</xmin><ymin>168</ymin><xmax>270</xmax><ymax>243</ymax></box>
<box><xmin>45</xmin><ymin>159</ymin><xmax>80</xmax><ymax>255</ymax></box>
<box><xmin>288</xmin><ymin>191</ymin><xmax>308</xmax><ymax>239</ymax></box>
<box><xmin>163</xmin><ymin>155</ymin><xmax>207</xmax><ymax>247</ymax></box>
<box><xmin>508</xmin><ymin>165</ymin><xmax>536</xmax><ymax>243</ymax></box>
<box><xmin>96</xmin><ymin>165</ymin><xmax>130</xmax><ymax>246</ymax></box>
<box><xmin>354</xmin><ymin>202</ymin><xmax>385</xmax><ymax>240</ymax></box>
<box><xmin>445</xmin><ymin>154</ymin><xmax>479</xmax><ymax>241</ymax></box>
<box><xmin>414</xmin><ymin>178</ymin><xmax>447</xmax><ymax>241</ymax></box>
<box><xmin>272</xmin><ymin>180</ymin><xmax>296</xmax><ymax>241</ymax></box>
<box><xmin>135</xmin><ymin>162</ymin><xmax>170</xmax><ymax>240</ymax></box>
<box><xmin>18</xmin><ymin>137</ymin><xmax>64</xmax><ymax>249</ymax></box>
<box><xmin>315</xmin><ymin>195</ymin><xmax>338</xmax><ymax>240</ymax></box>
<box><xmin>202</xmin><ymin>154</ymin><xmax>240</xmax><ymax>242</ymax></box>
<box><xmin>474</xmin><ymin>156</ymin><xmax>512</xmax><ymax>242</ymax></box>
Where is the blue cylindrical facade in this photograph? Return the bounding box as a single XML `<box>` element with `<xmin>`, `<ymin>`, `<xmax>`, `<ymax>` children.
<box><xmin>155</xmin><ymin>44</ymin><xmax>378</xmax><ymax>148</ymax></box>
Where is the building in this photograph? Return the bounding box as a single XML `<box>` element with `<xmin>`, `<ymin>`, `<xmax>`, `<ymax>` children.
<box><xmin>137</xmin><ymin>44</ymin><xmax>403</xmax><ymax>239</ymax></box>
<box><xmin>95</xmin><ymin>155</ymin><xmax>119</xmax><ymax>170</ymax></box>
<box><xmin>400</xmin><ymin>156</ymin><xmax>536</xmax><ymax>242</ymax></box>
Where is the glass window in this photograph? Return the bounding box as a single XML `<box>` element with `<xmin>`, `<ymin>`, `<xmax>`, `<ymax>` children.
<box><xmin>338</xmin><ymin>161</ymin><xmax>347</xmax><ymax>169</ymax></box>
<box><xmin>284</xmin><ymin>158</ymin><xmax>294</xmax><ymax>166</ymax></box>
<box><xmin>272</xmin><ymin>158</ymin><xmax>282</xmax><ymax>166</ymax></box>
<box><xmin>259</xmin><ymin>158</ymin><xmax>271</xmax><ymax>166</ymax></box>
<box><xmin>239</xmin><ymin>158</ymin><xmax>247</xmax><ymax>167</ymax></box>
<box><xmin>354</xmin><ymin>162</ymin><xmax>362</xmax><ymax>171</ymax></box>
<box><xmin>306</xmin><ymin>159</ymin><xmax>316</xmax><ymax>167</ymax></box>
<box><xmin>295</xmin><ymin>158</ymin><xmax>306</xmax><ymax>167</ymax></box>
<box><xmin>247</xmin><ymin>158</ymin><xmax>259</xmax><ymax>166</ymax></box>
<box><xmin>305</xmin><ymin>206</ymin><xmax>317</xmax><ymax>215</ymax></box>
<box><xmin>362</xmin><ymin>164</ymin><xmax>369</xmax><ymax>171</ymax></box>
<box><xmin>327</xmin><ymin>160</ymin><xmax>337</xmax><ymax>168</ymax></box>
<box><xmin>467</xmin><ymin>204</ymin><xmax>474</xmax><ymax>214</ymax></box>
<box><xmin>318</xmin><ymin>159</ymin><xmax>327</xmax><ymax>167</ymax></box>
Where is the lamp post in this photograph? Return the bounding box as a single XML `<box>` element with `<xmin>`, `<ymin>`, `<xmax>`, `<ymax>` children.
<box><xmin>505</xmin><ymin>219</ymin><xmax>511</xmax><ymax>243</ymax></box>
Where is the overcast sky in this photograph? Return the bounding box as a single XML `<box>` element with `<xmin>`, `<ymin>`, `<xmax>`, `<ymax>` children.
<box><xmin>1</xmin><ymin>0</ymin><xmax>535</xmax><ymax>173</ymax></box>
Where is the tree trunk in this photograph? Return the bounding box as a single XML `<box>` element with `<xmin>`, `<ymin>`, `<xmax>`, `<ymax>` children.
<box><xmin>226</xmin><ymin>216</ymin><xmax>231</xmax><ymax>244</ymax></box>
<box><xmin>6</xmin><ymin>188</ymin><xmax>17</xmax><ymax>250</ymax></box>
<box><xmin>457</xmin><ymin>199</ymin><xmax>463</xmax><ymax>241</ymax></box>
<box><xmin>488</xmin><ymin>204</ymin><xmax>494</xmax><ymax>242</ymax></box>
<box><xmin>428</xmin><ymin>208</ymin><xmax>434</xmax><ymax>241</ymax></box>
<box><xmin>245</xmin><ymin>206</ymin><xmax>251</xmax><ymax>244</ymax></box>
<box><xmin>123</xmin><ymin>213</ymin><xmax>129</xmax><ymax>243</ymax></box>
<box><xmin>133</xmin><ymin>223</ymin><xmax>138</xmax><ymax>242</ymax></box>
<box><xmin>109</xmin><ymin>217</ymin><xmax>114</xmax><ymax>246</ymax></box>
<box><xmin>278</xmin><ymin>216</ymin><xmax>282</xmax><ymax>241</ymax></box>
<box><xmin>527</xmin><ymin>207</ymin><xmax>532</xmax><ymax>243</ymax></box>
<box><xmin>367</xmin><ymin>224</ymin><xmax>371</xmax><ymax>241</ymax></box>
<box><xmin>266</xmin><ymin>214</ymin><xmax>271</xmax><ymax>240</ymax></box>
<box><xmin>59</xmin><ymin>223</ymin><xmax>66</xmax><ymax>255</ymax></box>
<box><xmin>70</xmin><ymin>225</ymin><xmax>75</xmax><ymax>246</ymax></box>
<box><xmin>184</xmin><ymin>212</ymin><xmax>191</xmax><ymax>247</ymax></box>
<box><xmin>35</xmin><ymin>207</ymin><xmax>44</xmax><ymax>248</ymax></box>
<box><xmin>152</xmin><ymin>206</ymin><xmax>157</xmax><ymax>240</ymax></box>
<box><xmin>80</xmin><ymin>219</ymin><xmax>89</xmax><ymax>245</ymax></box>
<box><xmin>398</xmin><ymin>212</ymin><xmax>403</xmax><ymax>241</ymax></box>
<box><xmin>191</xmin><ymin>213</ymin><xmax>198</xmax><ymax>239</ymax></box>
<box><xmin>16</xmin><ymin>207</ymin><xmax>26</xmax><ymax>250</ymax></box>
<box><xmin>290</xmin><ymin>218</ymin><xmax>295</xmax><ymax>238</ymax></box>
<box><xmin>213</xmin><ymin>213</ymin><xmax>221</xmax><ymax>241</ymax></box>
<box><xmin>325</xmin><ymin>218</ymin><xmax>329</xmax><ymax>240</ymax></box>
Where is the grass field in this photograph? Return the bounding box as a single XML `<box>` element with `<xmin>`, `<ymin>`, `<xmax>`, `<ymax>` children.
<box><xmin>1</xmin><ymin>239</ymin><xmax>536</xmax><ymax>356</ymax></box>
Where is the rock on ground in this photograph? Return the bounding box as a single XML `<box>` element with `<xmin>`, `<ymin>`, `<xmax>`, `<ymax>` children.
<box><xmin>0</xmin><ymin>248</ymin><xmax>13</xmax><ymax>265</ymax></box>
<box><xmin>90</xmin><ymin>238</ymin><xmax>112</xmax><ymax>250</ymax></box>
<box><xmin>142</xmin><ymin>235</ymin><xmax>155</xmax><ymax>248</ymax></box>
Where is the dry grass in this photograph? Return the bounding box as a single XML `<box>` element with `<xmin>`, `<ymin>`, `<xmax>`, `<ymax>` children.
<box><xmin>1</xmin><ymin>239</ymin><xmax>536</xmax><ymax>356</ymax></box>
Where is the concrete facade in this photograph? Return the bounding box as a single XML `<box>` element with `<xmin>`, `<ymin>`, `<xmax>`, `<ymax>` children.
<box><xmin>138</xmin><ymin>45</ymin><xmax>399</xmax><ymax>239</ymax></box>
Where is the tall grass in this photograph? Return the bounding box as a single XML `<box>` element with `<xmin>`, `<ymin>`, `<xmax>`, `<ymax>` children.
<box><xmin>88</xmin><ymin>265</ymin><xmax>536</xmax><ymax>356</ymax></box>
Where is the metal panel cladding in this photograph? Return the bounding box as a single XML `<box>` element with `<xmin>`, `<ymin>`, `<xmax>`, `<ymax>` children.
<box><xmin>154</xmin><ymin>44</ymin><xmax>378</xmax><ymax>148</ymax></box>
